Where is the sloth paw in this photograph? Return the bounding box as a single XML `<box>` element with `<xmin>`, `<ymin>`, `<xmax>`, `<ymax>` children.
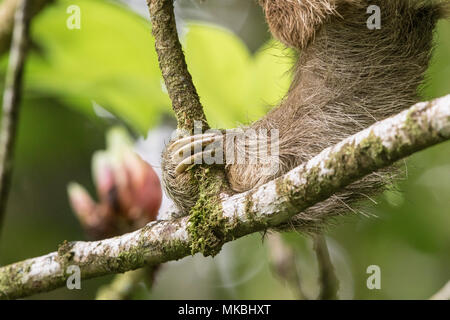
<box><xmin>166</xmin><ymin>133</ymin><xmax>224</xmax><ymax>175</ymax></box>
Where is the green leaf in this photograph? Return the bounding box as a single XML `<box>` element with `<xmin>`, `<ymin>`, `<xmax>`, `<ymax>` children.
<box><xmin>24</xmin><ymin>1</ymin><xmax>293</xmax><ymax>133</ymax></box>
<box><xmin>185</xmin><ymin>23</ymin><xmax>292</xmax><ymax>129</ymax></box>
<box><xmin>27</xmin><ymin>0</ymin><xmax>169</xmax><ymax>134</ymax></box>
<box><xmin>424</xmin><ymin>19</ymin><xmax>450</xmax><ymax>99</ymax></box>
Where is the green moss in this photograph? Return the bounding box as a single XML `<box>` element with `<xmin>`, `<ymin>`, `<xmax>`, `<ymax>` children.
<box><xmin>0</xmin><ymin>259</ymin><xmax>42</xmax><ymax>300</ymax></box>
<box><xmin>56</xmin><ymin>240</ymin><xmax>75</xmax><ymax>269</ymax></box>
<box><xmin>405</xmin><ymin>107</ymin><xmax>424</xmax><ymax>139</ymax></box>
<box><xmin>115</xmin><ymin>247</ymin><xmax>145</xmax><ymax>271</ymax></box>
<box><xmin>187</xmin><ymin>167</ymin><xmax>231</xmax><ymax>257</ymax></box>
<box><xmin>241</xmin><ymin>191</ymin><xmax>270</xmax><ymax>229</ymax></box>
<box><xmin>305</xmin><ymin>166</ymin><xmax>323</xmax><ymax>198</ymax></box>
<box><xmin>0</xmin><ymin>265</ymin><xmax>22</xmax><ymax>299</ymax></box>
<box><xmin>275</xmin><ymin>176</ymin><xmax>304</xmax><ymax>212</ymax></box>
<box><xmin>359</xmin><ymin>132</ymin><xmax>386</xmax><ymax>163</ymax></box>
<box><xmin>244</xmin><ymin>192</ymin><xmax>254</xmax><ymax>220</ymax></box>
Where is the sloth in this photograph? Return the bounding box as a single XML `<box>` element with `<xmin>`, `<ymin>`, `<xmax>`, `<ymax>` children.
<box><xmin>162</xmin><ymin>0</ymin><xmax>448</xmax><ymax>230</ymax></box>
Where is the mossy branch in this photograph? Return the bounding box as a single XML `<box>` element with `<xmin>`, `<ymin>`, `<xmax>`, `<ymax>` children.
<box><xmin>147</xmin><ymin>0</ymin><xmax>226</xmax><ymax>255</ymax></box>
<box><xmin>0</xmin><ymin>94</ymin><xmax>449</xmax><ymax>299</ymax></box>
<box><xmin>147</xmin><ymin>0</ymin><xmax>208</xmax><ymax>133</ymax></box>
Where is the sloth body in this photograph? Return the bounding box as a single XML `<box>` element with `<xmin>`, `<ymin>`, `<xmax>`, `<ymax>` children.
<box><xmin>162</xmin><ymin>0</ymin><xmax>446</xmax><ymax>229</ymax></box>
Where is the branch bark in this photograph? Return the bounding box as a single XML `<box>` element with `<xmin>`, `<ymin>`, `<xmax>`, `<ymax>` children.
<box><xmin>313</xmin><ymin>235</ymin><xmax>339</xmax><ymax>300</ymax></box>
<box><xmin>96</xmin><ymin>266</ymin><xmax>158</xmax><ymax>300</ymax></box>
<box><xmin>0</xmin><ymin>94</ymin><xmax>449</xmax><ymax>299</ymax></box>
<box><xmin>147</xmin><ymin>0</ymin><xmax>208</xmax><ymax>133</ymax></box>
<box><xmin>267</xmin><ymin>233</ymin><xmax>306</xmax><ymax>299</ymax></box>
<box><xmin>0</xmin><ymin>0</ymin><xmax>33</xmax><ymax>237</ymax></box>
<box><xmin>0</xmin><ymin>0</ymin><xmax>52</xmax><ymax>57</ymax></box>
<box><xmin>430</xmin><ymin>281</ymin><xmax>450</xmax><ymax>300</ymax></box>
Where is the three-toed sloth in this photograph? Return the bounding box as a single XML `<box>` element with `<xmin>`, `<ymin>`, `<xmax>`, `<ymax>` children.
<box><xmin>162</xmin><ymin>0</ymin><xmax>448</xmax><ymax>230</ymax></box>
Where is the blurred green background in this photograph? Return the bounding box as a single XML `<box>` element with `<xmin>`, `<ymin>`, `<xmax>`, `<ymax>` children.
<box><xmin>0</xmin><ymin>0</ymin><xmax>449</xmax><ymax>299</ymax></box>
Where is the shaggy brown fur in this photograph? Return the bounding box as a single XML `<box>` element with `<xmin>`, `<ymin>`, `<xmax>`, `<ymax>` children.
<box><xmin>162</xmin><ymin>0</ymin><xmax>447</xmax><ymax>228</ymax></box>
<box><xmin>258</xmin><ymin>0</ymin><xmax>361</xmax><ymax>49</ymax></box>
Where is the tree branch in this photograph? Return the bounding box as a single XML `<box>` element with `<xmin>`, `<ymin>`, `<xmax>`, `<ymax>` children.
<box><xmin>96</xmin><ymin>266</ymin><xmax>158</xmax><ymax>300</ymax></box>
<box><xmin>0</xmin><ymin>0</ymin><xmax>33</xmax><ymax>237</ymax></box>
<box><xmin>0</xmin><ymin>0</ymin><xmax>52</xmax><ymax>57</ymax></box>
<box><xmin>147</xmin><ymin>0</ymin><xmax>208</xmax><ymax>132</ymax></box>
<box><xmin>313</xmin><ymin>234</ymin><xmax>339</xmax><ymax>300</ymax></box>
<box><xmin>267</xmin><ymin>233</ymin><xmax>306</xmax><ymax>299</ymax></box>
<box><xmin>430</xmin><ymin>281</ymin><xmax>450</xmax><ymax>300</ymax></box>
<box><xmin>0</xmin><ymin>94</ymin><xmax>449</xmax><ymax>299</ymax></box>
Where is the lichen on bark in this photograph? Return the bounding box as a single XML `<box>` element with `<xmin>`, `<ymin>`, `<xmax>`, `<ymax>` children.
<box><xmin>187</xmin><ymin>167</ymin><xmax>232</xmax><ymax>257</ymax></box>
<box><xmin>147</xmin><ymin>0</ymin><xmax>208</xmax><ymax>133</ymax></box>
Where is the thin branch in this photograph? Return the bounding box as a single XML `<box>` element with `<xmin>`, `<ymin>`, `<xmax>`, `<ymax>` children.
<box><xmin>0</xmin><ymin>95</ymin><xmax>449</xmax><ymax>299</ymax></box>
<box><xmin>430</xmin><ymin>281</ymin><xmax>450</xmax><ymax>300</ymax></box>
<box><xmin>313</xmin><ymin>234</ymin><xmax>339</xmax><ymax>300</ymax></box>
<box><xmin>147</xmin><ymin>0</ymin><xmax>209</xmax><ymax>132</ymax></box>
<box><xmin>0</xmin><ymin>0</ymin><xmax>52</xmax><ymax>57</ymax></box>
<box><xmin>96</xmin><ymin>266</ymin><xmax>158</xmax><ymax>300</ymax></box>
<box><xmin>267</xmin><ymin>233</ymin><xmax>306</xmax><ymax>299</ymax></box>
<box><xmin>0</xmin><ymin>0</ymin><xmax>33</xmax><ymax>237</ymax></box>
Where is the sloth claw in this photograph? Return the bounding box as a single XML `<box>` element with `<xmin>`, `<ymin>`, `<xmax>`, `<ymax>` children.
<box><xmin>168</xmin><ymin>134</ymin><xmax>223</xmax><ymax>175</ymax></box>
<box><xmin>175</xmin><ymin>149</ymin><xmax>218</xmax><ymax>174</ymax></box>
<box><xmin>167</xmin><ymin>133</ymin><xmax>216</xmax><ymax>153</ymax></box>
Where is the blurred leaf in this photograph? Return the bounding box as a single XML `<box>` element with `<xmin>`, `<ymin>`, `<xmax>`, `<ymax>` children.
<box><xmin>423</xmin><ymin>19</ymin><xmax>450</xmax><ymax>99</ymax></box>
<box><xmin>22</xmin><ymin>1</ymin><xmax>293</xmax><ymax>134</ymax></box>
<box><xmin>27</xmin><ymin>0</ymin><xmax>170</xmax><ymax>134</ymax></box>
<box><xmin>185</xmin><ymin>23</ymin><xmax>293</xmax><ymax>128</ymax></box>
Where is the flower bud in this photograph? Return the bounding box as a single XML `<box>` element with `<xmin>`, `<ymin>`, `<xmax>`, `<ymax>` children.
<box><xmin>67</xmin><ymin>127</ymin><xmax>162</xmax><ymax>240</ymax></box>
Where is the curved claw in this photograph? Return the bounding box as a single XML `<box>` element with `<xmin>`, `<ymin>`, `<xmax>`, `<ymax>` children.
<box><xmin>167</xmin><ymin>133</ymin><xmax>217</xmax><ymax>153</ymax></box>
<box><xmin>175</xmin><ymin>149</ymin><xmax>213</xmax><ymax>174</ymax></box>
<box><xmin>172</xmin><ymin>135</ymin><xmax>222</xmax><ymax>163</ymax></box>
<box><xmin>168</xmin><ymin>133</ymin><xmax>224</xmax><ymax>174</ymax></box>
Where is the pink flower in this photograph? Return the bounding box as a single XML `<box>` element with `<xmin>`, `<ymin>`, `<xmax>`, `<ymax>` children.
<box><xmin>68</xmin><ymin>128</ymin><xmax>162</xmax><ymax>240</ymax></box>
